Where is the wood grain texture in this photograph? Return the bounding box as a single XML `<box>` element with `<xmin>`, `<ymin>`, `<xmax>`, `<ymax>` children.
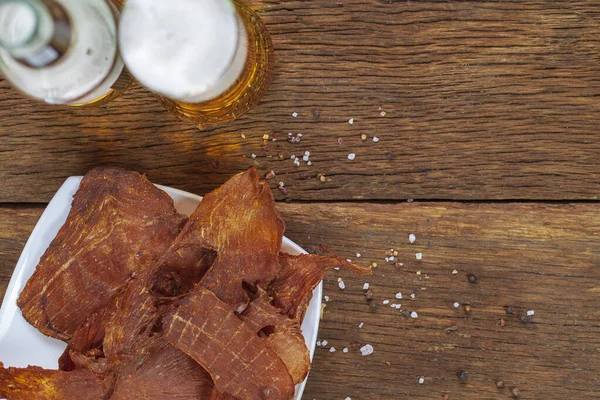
<box><xmin>1</xmin><ymin>0</ymin><xmax>600</xmax><ymax>202</ymax></box>
<box><xmin>1</xmin><ymin>202</ymin><xmax>598</xmax><ymax>399</ymax></box>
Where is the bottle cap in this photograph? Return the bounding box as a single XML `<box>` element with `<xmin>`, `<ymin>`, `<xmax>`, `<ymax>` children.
<box><xmin>0</xmin><ymin>1</ymin><xmax>38</xmax><ymax>49</ymax></box>
<box><xmin>119</xmin><ymin>0</ymin><xmax>247</xmax><ymax>103</ymax></box>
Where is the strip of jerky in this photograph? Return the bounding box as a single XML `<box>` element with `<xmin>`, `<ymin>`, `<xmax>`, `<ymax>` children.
<box><xmin>0</xmin><ymin>362</ymin><xmax>112</xmax><ymax>400</ymax></box>
<box><xmin>270</xmin><ymin>254</ymin><xmax>372</xmax><ymax>323</ymax></box>
<box><xmin>18</xmin><ymin>167</ymin><xmax>187</xmax><ymax>341</ymax></box>
<box><xmin>163</xmin><ymin>287</ymin><xmax>295</xmax><ymax>400</ymax></box>
<box><xmin>110</xmin><ymin>338</ymin><xmax>216</xmax><ymax>400</ymax></box>
<box><xmin>163</xmin><ymin>168</ymin><xmax>285</xmax><ymax>306</ymax></box>
<box><xmin>241</xmin><ymin>291</ymin><xmax>310</xmax><ymax>384</ymax></box>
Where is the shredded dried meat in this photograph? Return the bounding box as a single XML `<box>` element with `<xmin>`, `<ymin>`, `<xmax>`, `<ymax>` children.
<box><xmin>18</xmin><ymin>168</ymin><xmax>187</xmax><ymax>341</ymax></box>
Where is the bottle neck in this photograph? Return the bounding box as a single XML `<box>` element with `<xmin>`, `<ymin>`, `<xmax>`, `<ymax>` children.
<box><xmin>0</xmin><ymin>0</ymin><xmax>71</xmax><ymax>68</ymax></box>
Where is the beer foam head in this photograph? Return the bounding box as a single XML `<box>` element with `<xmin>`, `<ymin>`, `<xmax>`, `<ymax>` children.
<box><xmin>119</xmin><ymin>0</ymin><xmax>243</xmax><ymax>102</ymax></box>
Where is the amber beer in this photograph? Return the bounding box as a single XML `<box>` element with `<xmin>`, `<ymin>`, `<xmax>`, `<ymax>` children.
<box><xmin>119</xmin><ymin>0</ymin><xmax>274</xmax><ymax>129</ymax></box>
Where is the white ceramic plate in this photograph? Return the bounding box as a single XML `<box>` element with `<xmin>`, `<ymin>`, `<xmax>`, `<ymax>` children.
<box><xmin>0</xmin><ymin>176</ymin><xmax>320</xmax><ymax>399</ymax></box>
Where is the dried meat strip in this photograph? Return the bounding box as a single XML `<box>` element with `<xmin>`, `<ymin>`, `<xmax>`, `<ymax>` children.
<box><xmin>109</xmin><ymin>338</ymin><xmax>215</xmax><ymax>400</ymax></box>
<box><xmin>241</xmin><ymin>292</ymin><xmax>310</xmax><ymax>384</ymax></box>
<box><xmin>270</xmin><ymin>254</ymin><xmax>372</xmax><ymax>323</ymax></box>
<box><xmin>163</xmin><ymin>286</ymin><xmax>295</xmax><ymax>400</ymax></box>
<box><xmin>164</xmin><ymin>168</ymin><xmax>285</xmax><ymax>306</ymax></box>
<box><xmin>18</xmin><ymin>167</ymin><xmax>187</xmax><ymax>341</ymax></box>
<box><xmin>0</xmin><ymin>362</ymin><xmax>112</xmax><ymax>400</ymax></box>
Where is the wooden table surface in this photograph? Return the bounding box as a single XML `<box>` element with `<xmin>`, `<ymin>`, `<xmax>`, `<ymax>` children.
<box><xmin>1</xmin><ymin>1</ymin><xmax>599</xmax><ymax>399</ymax></box>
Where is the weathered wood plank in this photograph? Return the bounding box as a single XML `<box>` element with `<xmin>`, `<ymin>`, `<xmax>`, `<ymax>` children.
<box><xmin>1</xmin><ymin>202</ymin><xmax>598</xmax><ymax>399</ymax></box>
<box><xmin>1</xmin><ymin>1</ymin><xmax>600</xmax><ymax>202</ymax></box>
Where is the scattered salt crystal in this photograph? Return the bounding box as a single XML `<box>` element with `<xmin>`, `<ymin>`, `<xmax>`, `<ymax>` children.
<box><xmin>356</xmin><ymin>253</ymin><xmax>361</xmax><ymax>258</ymax></box>
<box><xmin>338</xmin><ymin>281</ymin><xmax>345</xmax><ymax>290</ymax></box>
<box><xmin>384</xmin><ymin>257</ymin><xmax>390</xmax><ymax>262</ymax></box>
<box><xmin>453</xmin><ymin>302</ymin><xmax>460</xmax><ymax>308</ymax></box>
<box><xmin>380</xmin><ymin>111</ymin><xmax>386</xmax><ymax>116</ymax></box>
<box><xmin>316</xmin><ymin>340</ymin><xmax>322</xmax><ymax>346</ymax></box>
<box><xmin>360</xmin><ymin>344</ymin><xmax>373</xmax><ymax>356</ymax></box>
<box><xmin>410</xmin><ymin>293</ymin><xmax>416</xmax><ymax>299</ymax></box>
<box><xmin>347</xmin><ymin>153</ymin><xmax>356</xmax><ymax>160</ymax></box>
<box><xmin>346</xmin><ymin>259</ymin><xmax>352</xmax><ymax>262</ymax></box>
<box><xmin>278</xmin><ymin>181</ymin><xmax>284</xmax><ymax>187</ymax></box>
<box><xmin>452</xmin><ymin>269</ymin><xmax>458</xmax><ymax>275</ymax></box>
<box><xmin>418</xmin><ymin>377</ymin><xmax>424</xmax><ymax>385</ymax></box>
<box><xmin>343</xmin><ymin>348</ymin><xmax>349</xmax><ymax>353</ymax></box>
<box><xmin>411</xmin><ymin>311</ymin><xmax>418</xmax><ymax>318</ymax></box>
<box><xmin>373</xmin><ymin>137</ymin><xmax>379</xmax><ymax>143</ymax></box>
<box><xmin>407</xmin><ymin>199</ymin><xmax>414</xmax><ymax>203</ymax></box>
<box><xmin>395</xmin><ymin>292</ymin><xmax>402</xmax><ymax>299</ymax></box>
<box><xmin>348</xmin><ymin>118</ymin><xmax>354</xmax><ymax>125</ymax></box>
<box><xmin>358</xmin><ymin>322</ymin><xmax>364</xmax><ymax>328</ymax></box>
<box><xmin>324</xmin><ymin>296</ymin><xmax>329</xmax><ymax>302</ymax></box>
<box><xmin>391</xmin><ymin>304</ymin><xmax>401</xmax><ymax>309</ymax></box>
<box><xmin>303</xmin><ymin>155</ymin><xmax>309</xmax><ymax>162</ymax></box>
<box><xmin>322</xmin><ymin>340</ymin><xmax>328</xmax><ymax>346</ymax></box>
<box><xmin>334</xmin><ymin>267</ymin><xmax>340</xmax><ymax>270</ymax></box>
<box><xmin>415</xmin><ymin>253</ymin><xmax>423</xmax><ymax>260</ymax></box>
<box><xmin>363</xmin><ymin>283</ymin><xmax>370</xmax><ymax>290</ymax></box>
<box><xmin>329</xmin><ymin>347</ymin><xmax>336</xmax><ymax>353</ymax></box>
<box><xmin>409</xmin><ymin>233</ymin><xmax>416</xmax><ymax>243</ymax></box>
<box><xmin>251</xmin><ymin>153</ymin><xmax>257</xmax><ymax>159</ymax></box>
<box><xmin>383</xmin><ymin>300</ymin><xmax>390</xmax><ymax>305</ymax></box>
<box><xmin>304</xmin><ymin>151</ymin><xmax>310</xmax><ymax>156</ymax></box>
<box><xmin>294</xmin><ymin>158</ymin><xmax>300</xmax><ymax>166</ymax></box>
<box><xmin>307</xmin><ymin>161</ymin><xmax>312</xmax><ymax>166</ymax></box>
<box><xmin>297</xmin><ymin>133</ymin><xmax>303</xmax><ymax>137</ymax></box>
<box><xmin>345</xmin><ymin>397</ymin><xmax>351</xmax><ymax>400</ymax></box>
<box><xmin>292</xmin><ymin>112</ymin><xmax>298</xmax><ymax>118</ymax></box>
<box><xmin>527</xmin><ymin>310</ymin><xmax>535</xmax><ymax>316</ymax></box>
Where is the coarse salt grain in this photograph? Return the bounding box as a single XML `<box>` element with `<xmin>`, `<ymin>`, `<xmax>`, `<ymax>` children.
<box><xmin>251</xmin><ymin>153</ymin><xmax>257</xmax><ymax>159</ymax></box>
<box><xmin>415</xmin><ymin>253</ymin><xmax>423</xmax><ymax>260</ymax></box>
<box><xmin>411</xmin><ymin>311</ymin><xmax>418</xmax><ymax>318</ymax></box>
<box><xmin>303</xmin><ymin>155</ymin><xmax>309</xmax><ymax>162</ymax></box>
<box><xmin>278</xmin><ymin>181</ymin><xmax>284</xmax><ymax>187</ymax></box>
<box><xmin>363</xmin><ymin>283</ymin><xmax>370</xmax><ymax>290</ymax></box>
<box><xmin>348</xmin><ymin>153</ymin><xmax>356</xmax><ymax>160</ymax></box>
<box><xmin>452</xmin><ymin>269</ymin><xmax>458</xmax><ymax>275</ymax></box>
<box><xmin>418</xmin><ymin>377</ymin><xmax>424</xmax><ymax>385</ymax></box>
<box><xmin>307</xmin><ymin>161</ymin><xmax>312</xmax><ymax>166</ymax></box>
<box><xmin>346</xmin><ymin>258</ymin><xmax>352</xmax><ymax>262</ymax></box>
<box><xmin>410</xmin><ymin>293</ymin><xmax>416</xmax><ymax>299</ymax></box>
<box><xmin>356</xmin><ymin>253</ymin><xmax>361</xmax><ymax>258</ymax></box>
<box><xmin>343</xmin><ymin>348</ymin><xmax>349</xmax><ymax>353</ymax></box>
<box><xmin>345</xmin><ymin>397</ymin><xmax>351</xmax><ymax>400</ymax></box>
<box><xmin>292</xmin><ymin>112</ymin><xmax>298</xmax><ymax>117</ymax></box>
<box><xmin>396</xmin><ymin>292</ymin><xmax>402</xmax><ymax>299</ymax></box>
<box><xmin>409</xmin><ymin>233</ymin><xmax>416</xmax><ymax>243</ymax></box>
<box><xmin>294</xmin><ymin>158</ymin><xmax>300</xmax><ymax>166</ymax></box>
<box><xmin>373</xmin><ymin>136</ymin><xmax>379</xmax><ymax>143</ymax></box>
<box><xmin>380</xmin><ymin>111</ymin><xmax>386</xmax><ymax>116</ymax></box>
<box><xmin>329</xmin><ymin>347</ymin><xmax>336</xmax><ymax>353</ymax></box>
<box><xmin>322</xmin><ymin>340</ymin><xmax>328</xmax><ymax>346</ymax></box>
<box><xmin>527</xmin><ymin>310</ymin><xmax>535</xmax><ymax>316</ymax></box>
<box><xmin>391</xmin><ymin>304</ymin><xmax>401</xmax><ymax>309</ymax></box>
<box><xmin>348</xmin><ymin>118</ymin><xmax>354</xmax><ymax>125</ymax></box>
<box><xmin>383</xmin><ymin>299</ymin><xmax>390</xmax><ymax>305</ymax></box>
<box><xmin>334</xmin><ymin>267</ymin><xmax>340</xmax><ymax>270</ymax></box>
<box><xmin>359</xmin><ymin>322</ymin><xmax>364</xmax><ymax>328</ymax></box>
<box><xmin>338</xmin><ymin>281</ymin><xmax>345</xmax><ymax>290</ymax></box>
<box><xmin>324</xmin><ymin>296</ymin><xmax>329</xmax><ymax>302</ymax></box>
<box><xmin>453</xmin><ymin>302</ymin><xmax>460</xmax><ymax>308</ymax></box>
<box><xmin>360</xmin><ymin>344</ymin><xmax>374</xmax><ymax>356</ymax></box>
